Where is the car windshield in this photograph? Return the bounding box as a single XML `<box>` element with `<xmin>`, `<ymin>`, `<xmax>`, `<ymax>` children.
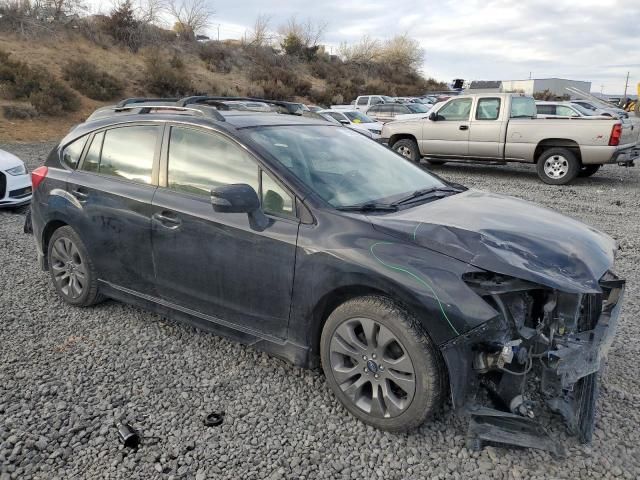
<box><xmin>344</xmin><ymin>111</ymin><xmax>375</xmax><ymax>123</ymax></box>
<box><xmin>406</xmin><ymin>104</ymin><xmax>429</xmax><ymax>113</ymax></box>
<box><xmin>246</xmin><ymin>125</ymin><xmax>445</xmax><ymax>208</ymax></box>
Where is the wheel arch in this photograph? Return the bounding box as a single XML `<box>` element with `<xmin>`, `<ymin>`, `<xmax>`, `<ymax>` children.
<box><xmin>307</xmin><ymin>281</ymin><xmax>448</xmax><ymax>372</ymax></box>
<box><xmin>388</xmin><ymin>133</ymin><xmax>418</xmax><ymax>148</ymax></box>
<box><xmin>41</xmin><ymin>219</ymin><xmax>69</xmax><ymax>270</ymax></box>
<box><xmin>534</xmin><ymin>138</ymin><xmax>582</xmax><ymax>164</ymax></box>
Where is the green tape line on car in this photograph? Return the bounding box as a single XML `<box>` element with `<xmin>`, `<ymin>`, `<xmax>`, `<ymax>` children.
<box><xmin>412</xmin><ymin>222</ymin><xmax>423</xmax><ymax>241</ymax></box>
<box><xmin>370</xmin><ymin>241</ymin><xmax>460</xmax><ymax>336</ymax></box>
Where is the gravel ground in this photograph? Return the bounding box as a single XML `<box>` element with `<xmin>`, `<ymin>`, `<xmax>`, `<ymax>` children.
<box><xmin>1</xmin><ymin>141</ymin><xmax>639</xmax><ymax>480</ymax></box>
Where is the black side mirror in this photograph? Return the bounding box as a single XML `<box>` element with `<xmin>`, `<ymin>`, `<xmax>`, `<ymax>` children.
<box><xmin>429</xmin><ymin>112</ymin><xmax>438</xmax><ymax>121</ymax></box>
<box><xmin>211</xmin><ymin>184</ymin><xmax>270</xmax><ymax>231</ymax></box>
<box><xmin>211</xmin><ymin>184</ymin><xmax>260</xmax><ymax>213</ymax></box>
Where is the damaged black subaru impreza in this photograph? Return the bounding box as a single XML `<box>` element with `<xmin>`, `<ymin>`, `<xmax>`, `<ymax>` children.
<box><xmin>29</xmin><ymin>98</ymin><xmax>625</xmax><ymax>454</ymax></box>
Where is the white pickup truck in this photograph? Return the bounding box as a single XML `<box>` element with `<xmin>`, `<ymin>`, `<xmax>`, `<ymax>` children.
<box><xmin>382</xmin><ymin>93</ymin><xmax>638</xmax><ymax>184</ymax></box>
<box><xmin>332</xmin><ymin>95</ymin><xmax>395</xmax><ymax>112</ymax></box>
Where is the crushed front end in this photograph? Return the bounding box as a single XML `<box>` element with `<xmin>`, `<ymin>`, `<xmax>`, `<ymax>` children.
<box><xmin>440</xmin><ymin>271</ymin><xmax>625</xmax><ymax>455</ymax></box>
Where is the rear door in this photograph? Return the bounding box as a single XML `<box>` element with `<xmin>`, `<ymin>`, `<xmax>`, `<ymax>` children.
<box><xmin>150</xmin><ymin>125</ymin><xmax>299</xmax><ymax>338</ymax></box>
<box><xmin>420</xmin><ymin>97</ymin><xmax>472</xmax><ymax>156</ymax></box>
<box><xmin>468</xmin><ymin>97</ymin><xmax>504</xmax><ymax>159</ymax></box>
<box><xmin>356</xmin><ymin>96</ymin><xmax>369</xmax><ymax>111</ymax></box>
<box><xmin>68</xmin><ymin>124</ymin><xmax>161</xmax><ymax>294</ymax></box>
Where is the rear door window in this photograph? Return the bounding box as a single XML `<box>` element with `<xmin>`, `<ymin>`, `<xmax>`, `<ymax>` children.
<box><xmin>357</xmin><ymin>97</ymin><xmax>369</xmax><ymax>106</ymax></box>
<box><xmin>476</xmin><ymin>98</ymin><xmax>501</xmax><ymax>120</ymax></box>
<box><xmin>81</xmin><ymin>131</ymin><xmax>104</xmax><ymax>173</ymax></box>
<box><xmin>80</xmin><ymin>126</ymin><xmax>158</xmax><ymax>184</ymax></box>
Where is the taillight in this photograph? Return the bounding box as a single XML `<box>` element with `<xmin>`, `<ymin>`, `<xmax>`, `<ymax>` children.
<box><xmin>609</xmin><ymin>124</ymin><xmax>622</xmax><ymax>146</ymax></box>
<box><xmin>31</xmin><ymin>166</ymin><xmax>48</xmax><ymax>191</ymax></box>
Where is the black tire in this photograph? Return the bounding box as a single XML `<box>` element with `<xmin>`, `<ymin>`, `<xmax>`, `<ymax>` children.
<box><xmin>578</xmin><ymin>164</ymin><xmax>601</xmax><ymax>177</ymax></box>
<box><xmin>320</xmin><ymin>296</ymin><xmax>445</xmax><ymax>432</ymax></box>
<box><xmin>47</xmin><ymin>226</ymin><xmax>103</xmax><ymax>307</ymax></box>
<box><xmin>536</xmin><ymin>148</ymin><xmax>580</xmax><ymax>185</ymax></box>
<box><xmin>425</xmin><ymin>159</ymin><xmax>447</xmax><ymax>166</ymax></box>
<box><xmin>392</xmin><ymin>138</ymin><xmax>420</xmax><ymax>163</ymax></box>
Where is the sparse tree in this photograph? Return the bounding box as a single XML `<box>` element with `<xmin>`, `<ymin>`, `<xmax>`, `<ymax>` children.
<box><xmin>167</xmin><ymin>0</ymin><xmax>212</xmax><ymax>39</ymax></box>
<box><xmin>379</xmin><ymin>34</ymin><xmax>423</xmax><ymax>70</ymax></box>
<box><xmin>247</xmin><ymin>13</ymin><xmax>272</xmax><ymax>47</ymax></box>
<box><xmin>339</xmin><ymin>35</ymin><xmax>381</xmax><ymax>64</ymax></box>
<box><xmin>278</xmin><ymin>15</ymin><xmax>326</xmax><ymax>49</ymax></box>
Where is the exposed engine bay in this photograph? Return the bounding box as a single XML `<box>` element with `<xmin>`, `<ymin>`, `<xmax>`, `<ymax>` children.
<box><xmin>441</xmin><ymin>270</ymin><xmax>625</xmax><ymax>456</ymax></box>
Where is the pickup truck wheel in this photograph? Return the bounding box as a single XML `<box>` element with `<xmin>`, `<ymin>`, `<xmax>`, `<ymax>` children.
<box><xmin>392</xmin><ymin>139</ymin><xmax>420</xmax><ymax>163</ymax></box>
<box><xmin>536</xmin><ymin>148</ymin><xmax>580</xmax><ymax>185</ymax></box>
<box><xmin>578</xmin><ymin>165</ymin><xmax>600</xmax><ymax>177</ymax></box>
<box><xmin>320</xmin><ymin>296</ymin><xmax>445</xmax><ymax>432</ymax></box>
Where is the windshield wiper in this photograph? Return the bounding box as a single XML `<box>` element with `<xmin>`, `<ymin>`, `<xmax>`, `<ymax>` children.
<box><xmin>390</xmin><ymin>186</ymin><xmax>460</xmax><ymax>206</ymax></box>
<box><xmin>336</xmin><ymin>202</ymin><xmax>398</xmax><ymax>212</ymax></box>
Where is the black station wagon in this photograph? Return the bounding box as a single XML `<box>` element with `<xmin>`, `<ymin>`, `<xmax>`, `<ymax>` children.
<box><xmin>29</xmin><ymin>97</ymin><xmax>625</xmax><ymax>452</ymax></box>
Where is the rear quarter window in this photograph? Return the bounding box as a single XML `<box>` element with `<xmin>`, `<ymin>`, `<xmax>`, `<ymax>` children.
<box><xmin>61</xmin><ymin>136</ymin><xmax>87</xmax><ymax>169</ymax></box>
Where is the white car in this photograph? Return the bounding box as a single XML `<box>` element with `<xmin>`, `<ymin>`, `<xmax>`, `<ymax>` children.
<box><xmin>318</xmin><ymin>110</ymin><xmax>384</xmax><ymax>137</ymax></box>
<box><xmin>0</xmin><ymin>149</ymin><xmax>32</xmax><ymax>208</ymax></box>
<box><xmin>365</xmin><ymin>103</ymin><xmax>432</xmax><ymax>123</ymax></box>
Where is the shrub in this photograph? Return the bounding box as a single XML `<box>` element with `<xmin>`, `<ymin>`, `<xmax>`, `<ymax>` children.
<box><xmin>2</xmin><ymin>104</ymin><xmax>38</xmax><ymax>119</ymax></box>
<box><xmin>29</xmin><ymin>83</ymin><xmax>81</xmax><ymax>115</ymax></box>
<box><xmin>62</xmin><ymin>60</ymin><xmax>124</xmax><ymax>100</ymax></box>
<box><xmin>142</xmin><ymin>50</ymin><xmax>193</xmax><ymax>96</ymax></box>
<box><xmin>0</xmin><ymin>49</ymin><xmax>80</xmax><ymax>115</ymax></box>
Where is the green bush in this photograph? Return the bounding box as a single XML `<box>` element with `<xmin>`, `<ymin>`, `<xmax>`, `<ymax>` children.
<box><xmin>2</xmin><ymin>104</ymin><xmax>38</xmax><ymax>119</ymax></box>
<box><xmin>29</xmin><ymin>83</ymin><xmax>81</xmax><ymax>116</ymax></box>
<box><xmin>62</xmin><ymin>60</ymin><xmax>124</xmax><ymax>100</ymax></box>
<box><xmin>142</xmin><ymin>50</ymin><xmax>193</xmax><ymax>97</ymax></box>
<box><xmin>0</xmin><ymin>49</ymin><xmax>80</xmax><ymax>116</ymax></box>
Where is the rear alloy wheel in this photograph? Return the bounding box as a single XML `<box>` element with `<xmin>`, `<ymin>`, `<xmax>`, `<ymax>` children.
<box><xmin>48</xmin><ymin>226</ymin><xmax>102</xmax><ymax>307</ymax></box>
<box><xmin>536</xmin><ymin>147</ymin><xmax>580</xmax><ymax>185</ymax></box>
<box><xmin>321</xmin><ymin>296</ymin><xmax>444</xmax><ymax>432</ymax></box>
<box><xmin>392</xmin><ymin>139</ymin><xmax>420</xmax><ymax>163</ymax></box>
<box><xmin>578</xmin><ymin>164</ymin><xmax>601</xmax><ymax>177</ymax></box>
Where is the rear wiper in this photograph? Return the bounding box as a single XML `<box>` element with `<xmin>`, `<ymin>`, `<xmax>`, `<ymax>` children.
<box><xmin>391</xmin><ymin>186</ymin><xmax>460</xmax><ymax>206</ymax></box>
<box><xmin>336</xmin><ymin>202</ymin><xmax>398</xmax><ymax>212</ymax></box>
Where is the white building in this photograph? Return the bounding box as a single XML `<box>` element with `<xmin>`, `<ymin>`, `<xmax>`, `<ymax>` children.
<box><xmin>500</xmin><ymin>78</ymin><xmax>592</xmax><ymax>98</ymax></box>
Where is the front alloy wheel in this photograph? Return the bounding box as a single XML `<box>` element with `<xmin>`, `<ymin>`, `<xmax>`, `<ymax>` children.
<box><xmin>321</xmin><ymin>296</ymin><xmax>444</xmax><ymax>432</ymax></box>
<box><xmin>328</xmin><ymin>317</ymin><xmax>416</xmax><ymax>418</ymax></box>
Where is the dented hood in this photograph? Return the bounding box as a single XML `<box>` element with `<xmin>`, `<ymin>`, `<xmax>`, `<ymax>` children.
<box><xmin>369</xmin><ymin>190</ymin><xmax>616</xmax><ymax>293</ymax></box>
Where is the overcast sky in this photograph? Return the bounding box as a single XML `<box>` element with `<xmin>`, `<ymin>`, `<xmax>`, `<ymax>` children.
<box><xmin>208</xmin><ymin>0</ymin><xmax>639</xmax><ymax>94</ymax></box>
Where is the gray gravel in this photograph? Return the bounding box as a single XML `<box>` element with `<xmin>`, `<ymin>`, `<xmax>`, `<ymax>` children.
<box><xmin>1</xmin><ymin>141</ymin><xmax>639</xmax><ymax>479</ymax></box>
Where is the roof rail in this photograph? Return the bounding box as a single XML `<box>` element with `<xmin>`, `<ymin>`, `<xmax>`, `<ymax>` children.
<box><xmin>116</xmin><ymin>97</ymin><xmax>180</xmax><ymax>108</ymax></box>
<box><xmin>112</xmin><ymin>105</ymin><xmax>226</xmax><ymax>121</ymax></box>
<box><xmin>178</xmin><ymin>96</ymin><xmax>306</xmax><ymax>115</ymax></box>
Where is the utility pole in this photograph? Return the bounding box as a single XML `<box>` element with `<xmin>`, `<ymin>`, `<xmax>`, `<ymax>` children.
<box><xmin>217</xmin><ymin>24</ymin><xmax>220</xmax><ymax>41</ymax></box>
<box><xmin>622</xmin><ymin>71</ymin><xmax>630</xmax><ymax>102</ymax></box>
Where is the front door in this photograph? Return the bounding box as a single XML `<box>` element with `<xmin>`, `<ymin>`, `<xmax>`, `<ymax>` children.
<box><xmin>420</xmin><ymin>98</ymin><xmax>472</xmax><ymax>157</ymax></box>
<box><xmin>151</xmin><ymin>125</ymin><xmax>299</xmax><ymax>338</ymax></box>
<box><xmin>68</xmin><ymin>124</ymin><xmax>160</xmax><ymax>294</ymax></box>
